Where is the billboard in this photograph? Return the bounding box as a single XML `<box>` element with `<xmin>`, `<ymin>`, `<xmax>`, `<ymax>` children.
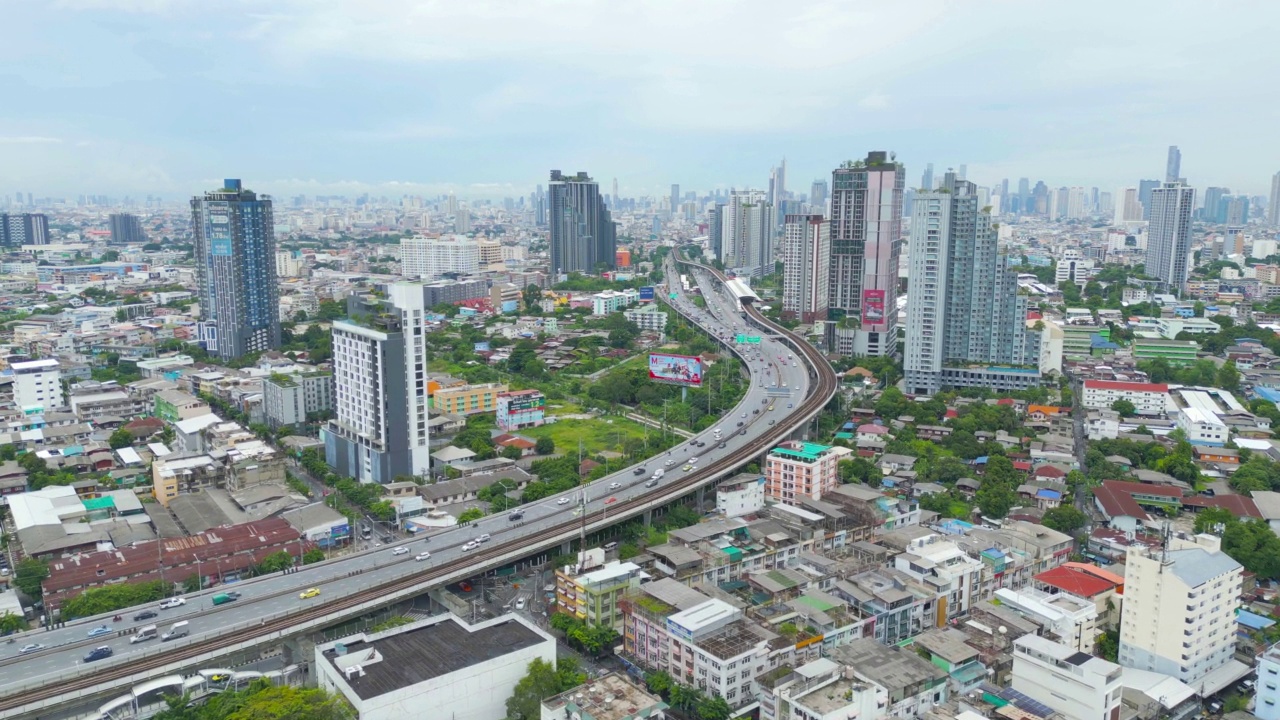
<box><xmin>639</xmin><ymin>286</ymin><xmax>656</xmax><ymax>301</ymax></box>
<box><xmin>507</xmin><ymin>393</ymin><xmax>546</xmax><ymax>412</ymax></box>
<box><xmin>861</xmin><ymin>289</ymin><xmax>886</xmax><ymax>326</ymax></box>
<box><xmin>649</xmin><ymin>353</ymin><xmax>703</xmax><ymax>387</ymax></box>
<box><xmin>474</xmin><ymin>341</ymin><xmax>490</xmax><ymax>352</ymax></box>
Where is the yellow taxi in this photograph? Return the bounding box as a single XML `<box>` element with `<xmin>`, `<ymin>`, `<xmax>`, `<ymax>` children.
<box><xmin>299</xmin><ymin>588</ymin><xmax>321</xmax><ymax>599</ymax></box>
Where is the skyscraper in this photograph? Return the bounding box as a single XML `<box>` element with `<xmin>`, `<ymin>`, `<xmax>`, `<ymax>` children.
<box><xmin>1165</xmin><ymin>145</ymin><xmax>1182</xmax><ymax>183</ymax></box>
<box><xmin>921</xmin><ymin>164</ymin><xmax>934</xmax><ymax>192</ymax></box>
<box><xmin>1202</xmin><ymin>187</ymin><xmax>1229</xmax><ymax>223</ymax></box>
<box><xmin>190</xmin><ymin>179</ymin><xmax>280</xmax><ymax>360</ymax></box>
<box><xmin>781</xmin><ymin>214</ymin><xmax>829</xmax><ymax>324</ymax></box>
<box><xmin>400</xmin><ymin>236</ymin><xmax>480</xmax><ymax>279</ymax></box>
<box><xmin>809</xmin><ymin>180</ymin><xmax>828</xmax><ymax>209</ymax></box>
<box><xmin>904</xmin><ymin>173</ymin><xmax>1039</xmax><ymax>396</ymax></box>
<box><xmin>718</xmin><ymin>190</ymin><xmax>774</xmax><ymax>277</ymax></box>
<box><xmin>548</xmin><ymin>170</ymin><xmax>616</xmax><ymax>276</ymax></box>
<box><xmin>670</xmin><ymin>184</ymin><xmax>680</xmax><ymax>218</ymax></box>
<box><xmin>957</xmin><ymin>164</ymin><xmax>967</xmax><ymax>181</ymax></box>
<box><xmin>1115</xmin><ymin>188</ymin><xmax>1143</xmax><ymax>224</ymax></box>
<box><xmin>0</xmin><ymin>212</ymin><xmax>48</xmax><ymax>247</ymax></box>
<box><xmin>1224</xmin><ymin>195</ymin><xmax>1250</xmax><ymax>226</ymax></box>
<box><xmin>1270</xmin><ymin>172</ymin><xmax>1280</xmax><ymax>226</ymax></box>
<box><xmin>769</xmin><ymin>159</ymin><xmax>787</xmax><ymax>211</ymax></box>
<box><xmin>1017</xmin><ymin>177</ymin><xmax>1030</xmax><ymax>215</ymax></box>
<box><xmin>1144</xmin><ymin>182</ymin><xmax>1195</xmax><ymax>292</ymax></box>
<box><xmin>108</xmin><ymin>213</ymin><xmax>146</xmax><ymax>245</ymax></box>
<box><xmin>1138</xmin><ymin>179</ymin><xmax>1160</xmax><ymax>220</ymax></box>
<box><xmin>828</xmin><ymin>151</ymin><xmax>903</xmax><ymax>357</ymax></box>
<box><xmin>707</xmin><ymin>203</ymin><xmax>726</xmax><ymax>260</ymax></box>
<box><xmin>324</xmin><ymin>283</ymin><xmax>431</xmax><ymax>484</ymax></box>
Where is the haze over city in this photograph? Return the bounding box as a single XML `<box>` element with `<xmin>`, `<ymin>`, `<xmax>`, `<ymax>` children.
<box><xmin>4</xmin><ymin>0</ymin><xmax>1279</xmax><ymax>197</ymax></box>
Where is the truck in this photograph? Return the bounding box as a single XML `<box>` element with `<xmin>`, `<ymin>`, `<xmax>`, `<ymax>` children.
<box><xmin>130</xmin><ymin>624</ymin><xmax>157</xmax><ymax>644</ymax></box>
<box><xmin>212</xmin><ymin>592</ymin><xmax>240</xmax><ymax>606</ymax></box>
<box><xmin>161</xmin><ymin>621</ymin><xmax>189</xmax><ymax>642</ymax></box>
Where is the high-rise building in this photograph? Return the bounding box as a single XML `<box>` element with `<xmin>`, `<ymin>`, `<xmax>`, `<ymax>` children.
<box><xmin>828</xmin><ymin>151</ymin><xmax>903</xmax><ymax>357</ymax></box>
<box><xmin>0</xmin><ymin>212</ymin><xmax>48</xmax><ymax>247</ymax></box>
<box><xmin>921</xmin><ymin>164</ymin><xmax>934</xmax><ymax>192</ymax></box>
<box><xmin>324</xmin><ymin>283</ymin><xmax>432</xmax><ymax>484</ymax></box>
<box><xmin>1202</xmin><ymin>186</ymin><xmax>1230</xmax><ymax>223</ymax></box>
<box><xmin>11</xmin><ymin>358</ymin><xmax>63</xmax><ymax>412</ymax></box>
<box><xmin>1224</xmin><ymin>195</ymin><xmax>1250</xmax><ymax>226</ymax></box>
<box><xmin>108</xmin><ymin>213</ymin><xmax>146</xmax><ymax>245</ymax></box>
<box><xmin>1138</xmin><ymin>179</ymin><xmax>1160</xmax><ymax>220</ymax></box>
<box><xmin>548</xmin><ymin>170</ymin><xmax>616</xmax><ymax>276</ymax></box>
<box><xmin>1165</xmin><ymin>145</ymin><xmax>1182</xmax><ymax>183</ymax></box>
<box><xmin>781</xmin><ymin>214</ymin><xmax>829</xmax><ymax>323</ymax></box>
<box><xmin>707</xmin><ymin>203</ymin><xmax>726</xmax><ymax>260</ymax></box>
<box><xmin>957</xmin><ymin>164</ymin><xmax>967</xmax><ymax>181</ymax></box>
<box><xmin>1118</xmin><ymin>533</ymin><xmax>1242</xmax><ymax>688</ymax></box>
<box><xmin>1144</xmin><ymin>182</ymin><xmax>1195</xmax><ymax>292</ymax></box>
<box><xmin>718</xmin><ymin>190</ymin><xmax>774</xmax><ymax>277</ymax></box>
<box><xmin>1017</xmin><ymin>177</ymin><xmax>1030</xmax><ymax>215</ymax></box>
<box><xmin>1270</xmin><ymin>172</ymin><xmax>1280</xmax><ymax>226</ymax></box>
<box><xmin>769</xmin><ymin>159</ymin><xmax>787</xmax><ymax>214</ymax></box>
<box><xmin>190</xmin><ymin>179</ymin><xmax>280</xmax><ymax>360</ymax></box>
<box><xmin>400</xmin><ymin>235</ymin><xmax>481</xmax><ymax>279</ymax></box>
<box><xmin>809</xmin><ymin>179</ymin><xmax>828</xmax><ymax>209</ymax></box>
<box><xmin>453</xmin><ymin>206</ymin><xmax>471</xmax><ymax>234</ymax></box>
<box><xmin>904</xmin><ymin>172</ymin><xmax>1040</xmax><ymax>396</ymax></box>
<box><xmin>669</xmin><ymin>184</ymin><xmax>680</xmax><ymax>218</ymax></box>
<box><xmin>1117</xmin><ymin>188</ymin><xmax>1143</xmax><ymax>224</ymax></box>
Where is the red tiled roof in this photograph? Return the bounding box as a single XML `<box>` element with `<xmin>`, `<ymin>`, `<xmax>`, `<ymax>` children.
<box><xmin>1083</xmin><ymin>379</ymin><xmax>1169</xmax><ymax>394</ymax></box>
<box><xmin>1093</xmin><ymin>483</ymin><xmax>1152</xmax><ymax>521</ymax></box>
<box><xmin>1062</xmin><ymin>561</ymin><xmax>1126</xmax><ymax>585</ymax></box>
<box><xmin>857</xmin><ymin>424</ymin><xmax>890</xmax><ymax>434</ymax></box>
<box><xmin>944</xmin><ymin>409</ymin><xmax>959</xmax><ymax>419</ymax></box>
<box><xmin>1034</xmin><ymin>465</ymin><xmax>1067</xmax><ymax>478</ymax></box>
<box><xmin>1012</xmin><ymin>460</ymin><xmax>1032</xmax><ymax>471</ymax></box>
<box><xmin>1035</xmin><ymin>565</ymin><xmax>1117</xmax><ymax>598</ymax></box>
<box><xmin>1102</xmin><ymin>480</ymin><xmax>1182</xmax><ymax>498</ymax></box>
<box><xmin>996</xmin><ymin>398</ymin><xmax>1016</xmax><ymax>406</ymax></box>
<box><xmin>1182</xmin><ymin>493</ymin><xmax>1262</xmax><ymax>518</ymax></box>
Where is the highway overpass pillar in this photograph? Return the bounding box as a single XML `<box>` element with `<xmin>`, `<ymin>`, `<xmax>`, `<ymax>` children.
<box><xmin>283</xmin><ymin>634</ymin><xmax>316</xmax><ymax>674</ymax></box>
<box><xmin>695</xmin><ymin>484</ymin><xmax>706</xmax><ymax>511</ymax></box>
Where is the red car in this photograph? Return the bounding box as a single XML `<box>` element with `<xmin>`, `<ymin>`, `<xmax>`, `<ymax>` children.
<box><xmin>459</xmin><ymin>581</ymin><xmax>473</xmax><ymax>592</ymax></box>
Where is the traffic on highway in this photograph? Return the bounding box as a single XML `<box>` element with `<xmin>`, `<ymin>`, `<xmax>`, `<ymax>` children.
<box><xmin>0</xmin><ymin>256</ymin><xmax>818</xmax><ymax>704</ymax></box>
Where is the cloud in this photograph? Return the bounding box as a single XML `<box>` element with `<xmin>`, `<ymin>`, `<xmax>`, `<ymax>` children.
<box><xmin>0</xmin><ymin>136</ymin><xmax>63</xmax><ymax>144</ymax></box>
<box><xmin>858</xmin><ymin>94</ymin><xmax>890</xmax><ymax>111</ymax></box>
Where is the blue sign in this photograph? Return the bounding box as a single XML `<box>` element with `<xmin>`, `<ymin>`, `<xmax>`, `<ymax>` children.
<box><xmin>474</xmin><ymin>342</ymin><xmax>491</xmax><ymax>351</ymax></box>
<box><xmin>211</xmin><ymin>238</ymin><xmax>233</xmax><ymax>256</ymax></box>
<box><xmin>640</xmin><ymin>286</ymin><xmax>655</xmax><ymax>301</ymax></box>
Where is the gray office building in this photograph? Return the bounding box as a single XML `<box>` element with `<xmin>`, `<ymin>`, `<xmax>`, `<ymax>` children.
<box><xmin>190</xmin><ymin>179</ymin><xmax>281</xmax><ymax>360</ymax></box>
<box><xmin>0</xmin><ymin>213</ymin><xmax>48</xmax><ymax>247</ymax></box>
<box><xmin>108</xmin><ymin>213</ymin><xmax>146</xmax><ymax>245</ymax></box>
<box><xmin>1138</xmin><ymin>179</ymin><xmax>1160</xmax><ymax>221</ymax></box>
<box><xmin>548</xmin><ymin>170</ymin><xmax>616</xmax><ymax>276</ymax></box>
<box><xmin>422</xmin><ymin>278</ymin><xmax>489</xmax><ymax>307</ymax></box>
<box><xmin>707</xmin><ymin>203</ymin><xmax>726</xmax><ymax>261</ymax></box>
<box><xmin>904</xmin><ymin>173</ymin><xmax>1040</xmax><ymax>396</ymax></box>
<box><xmin>1144</xmin><ymin>182</ymin><xmax>1196</xmax><ymax>293</ymax></box>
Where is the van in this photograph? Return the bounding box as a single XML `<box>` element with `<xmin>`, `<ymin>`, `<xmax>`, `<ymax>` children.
<box><xmin>652</xmin><ymin>469</ymin><xmax>664</xmax><ymax>479</ymax></box>
<box><xmin>211</xmin><ymin>592</ymin><xmax>239</xmax><ymax>606</ymax></box>
<box><xmin>603</xmin><ymin>541</ymin><xmax>619</xmax><ymax>551</ymax></box>
<box><xmin>162</xmin><ymin>621</ymin><xmax>189</xmax><ymax>642</ymax></box>
<box><xmin>130</xmin><ymin>625</ymin><xmax>157</xmax><ymax>644</ymax></box>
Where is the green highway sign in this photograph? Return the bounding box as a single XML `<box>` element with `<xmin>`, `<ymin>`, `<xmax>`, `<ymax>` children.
<box><xmin>734</xmin><ymin>335</ymin><xmax>762</xmax><ymax>344</ymax></box>
<box><xmin>747</xmin><ymin>336</ymin><xmax>761</xmax><ymax>344</ymax></box>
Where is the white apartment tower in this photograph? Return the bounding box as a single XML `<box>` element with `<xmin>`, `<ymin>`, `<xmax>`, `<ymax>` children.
<box><xmin>781</xmin><ymin>214</ymin><xmax>829</xmax><ymax>323</ymax></box>
<box><xmin>1118</xmin><ymin>533</ymin><xmax>1243</xmax><ymax>689</ymax></box>
<box><xmin>1144</xmin><ymin>182</ymin><xmax>1196</xmax><ymax>293</ymax></box>
<box><xmin>324</xmin><ymin>283</ymin><xmax>431</xmax><ymax>484</ymax></box>
<box><xmin>10</xmin><ymin>358</ymin><xmax>63</xmax><ymax>412</ymax></box>
<box><xmin>1012</xmin><ymin>634</ymin><xmax>1122</xmax><ymax>720</ymax></box>
<box><xmin>1269</xmin><ymin>171</ymin><xmax>1280</xmax><ymax>226</ymax></box>
<box><xmin>400</xmin><ymin>235</ymin><xmax>480</xmax><ymax>280</ymax></box>
<box><xmin>1116</xmin><ymin>187</ymin><xmax>1144</xmax><ymax>224</ymax></box>
<box><xmin>718</xmin><ymin>190</ymin><xmax>775</xmax><ymax>278</ymax></box>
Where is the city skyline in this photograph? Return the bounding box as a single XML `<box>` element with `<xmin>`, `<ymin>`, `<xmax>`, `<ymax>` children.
<box><xmin>3</xmin><ymin>2</ymin><xmax>1278</xmax><ymax>197</ymax></box>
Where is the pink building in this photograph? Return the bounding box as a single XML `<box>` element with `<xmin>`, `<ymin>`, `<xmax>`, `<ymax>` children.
<box><xmin>764</xmin><ymin>441</ymin><xmax>852</xmax><ymax>503</ymax></box>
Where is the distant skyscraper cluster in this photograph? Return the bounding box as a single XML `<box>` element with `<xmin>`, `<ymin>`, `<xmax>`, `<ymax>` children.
<box><xmin>548</xmin><ymin>170</ymin><xmax>616</xmax><ymax>276</ymax></box>
<box><xmin>190</xmin><ymin>179</ymin><xmax>281</xmax><ymax>360</ymax></box>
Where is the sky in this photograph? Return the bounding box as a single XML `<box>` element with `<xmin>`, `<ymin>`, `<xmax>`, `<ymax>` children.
<box><xmin>2</xmin><ymin>0</ymin><xmax>1278</xmax><ymax>200</ymax></box>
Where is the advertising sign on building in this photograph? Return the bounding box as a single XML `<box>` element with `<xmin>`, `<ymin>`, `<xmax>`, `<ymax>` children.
<box><xmin>862</xmin><ymin>289</ymin><xmax>886</xmax><ymax>327</ymax></box>
<box><xmin>648</xmin><ymin>353</ymin><xmax>703</xmax><ymax>387</ymax></box>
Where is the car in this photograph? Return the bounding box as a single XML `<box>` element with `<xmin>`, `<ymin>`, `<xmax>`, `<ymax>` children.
<box><xmin>739</xmin><ymin>429</ymin><xmax>746</xmax><ymax>436</ymax></box>
<box><xmin>769</xmin><ymin>420</ymin><xmax>776</xmax><ymax>425</ymax></box>
<box><xmin>741</xmin><ymin>413</ymin><xmax>747</xmax><ymax>418</ymax></box>
<box><xmin>689</xmin><ymin>457</ymin><xmax>700</xmax><ymax>464</ymax></box>
<box><xmin>84</xmin><ymin>646</ymin><xmax>113</xmax><ymax>663</ymax></box>
<box><xmin>557</xmin><ymin>497</ymin><xmax>570</xmax><ymax>505</ymax></box>
<box><xmin>737</xmin><ymin>421</ymin><xmax>743</xmax><ymax>427</ymax></box>
<box><xmin>133</xmin><ymin>610</ymin><xmax>158</xmax><ymax>622</ymax></box>
<box><xmin>609</xmin><ymin>482</ymin><xmax>621</xmax><ymax>490</ymax></box>
<box><xmin>391</xmin><ymin>546</ymin><xmax>409</xmax><ymax>555</ymax></box>
<box><xmin>18</xmin><ymin>643</ymin><xmax>44</xmax><ymax>655</ymax></box>
<box><xmin>459</xmin><ymin>581</ymin><xmax>473</xmax><ymax>592</ymax></box>
<box><xmin>159</xmin><ymin>597</ymin><xmax>186</xmax><ymax>610</ymax></box>
<box><xmin>768</xmin><ymin>405</ymin><xmax>775</xmax><ymax>411</ymax></box>
<box><xmin>509</xmin><ymin>511</ymin><xmax>524</xmax><ymax>521</ymax></box>
<box><xmin>695</xmin><ymin>441</ymin><xmax>705</xmax><ymax>447</ymax></box>
<box><xmin>462</xmin><ymin>542</ymin><xmax>477</xmax><ymax>551</ymax></box>
<box><xmin>1242</xmin><ymin>679</ymin><xmax>1257</xmax><ymax>692</ymax></box>
<box><xmin>753</xmin><ymin>409</ymin><xmax>759</xmax><ymax>415</ymax></box>
<box><xmin>787</xmin><ymin>403</ymin><xmax>793</xmax><ymax>408</ymax></box>
<box><xmin>682</xmin><ymin>464</ymin><xmax>693</xmax><ymax>471</ymax></box>
<box><xmin>415</xmin><ymin>552</ymin><xmax>431</xmax><ymax>561</ymax></box>
<box><xmin>476</xmin><ymin>533</ymin><xmax>491</xmax><ymax>543</ymax></box>
<box><xmin>299</xmin><ymin>588</ymin><xmax>321</xmax><ymax>599</ymax></box>
<box><xmin>645</xmin><ymin>479</ymin><xmax>659</xmax><ymax>488</ymax></box>
<box><xmin>515</xmin><ymin>597</ymin><xmax>526</xmax><ymax>610</ymax></box>
<box><xmin>718</xmin><ymin>443</ymin><xmax>727</xmax><ymax>449</ymax></box>
<box><xmin>633</xmin><ymin>467</ymin><xmax>646</xmax><ymax>476</ymax></box>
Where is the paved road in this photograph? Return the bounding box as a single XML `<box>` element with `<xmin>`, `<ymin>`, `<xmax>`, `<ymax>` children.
<box><xmin>0</xmin><ymin>262</ymin><xmax>813</xmax><ymax>697</ymax></box>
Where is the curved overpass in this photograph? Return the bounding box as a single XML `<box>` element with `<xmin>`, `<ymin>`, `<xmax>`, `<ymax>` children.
<box><xmin>0</xmin><ymin>267</ymin><xmax>836</xmax><ymax>718</ymax></box>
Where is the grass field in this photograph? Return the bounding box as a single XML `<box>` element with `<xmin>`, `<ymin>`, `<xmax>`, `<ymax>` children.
<box><xmin>518</xmin><ymin>417</ymin><xmax>678</xmax><ymax>458</ymax></box>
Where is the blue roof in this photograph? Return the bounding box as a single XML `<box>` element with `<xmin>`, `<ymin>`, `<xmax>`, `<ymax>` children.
<box><xmin>1255</xmin><ymin>387</ymin><xmax>1280</xmax><ymax>403</ymax></box>
<box><xmin>973</xmin><ymin>456</ymin><xmax>989</xmax><ymax>465</ymax></box>
<box><xmin>1036</xmin><ymin>489</ymin><xmax>1063</xmax><ymax>500</ymax></box>
<box><xmin>1237</xmin><ymin>609</ymin><xmax>1276</xmax><ymax>630</ymax></box>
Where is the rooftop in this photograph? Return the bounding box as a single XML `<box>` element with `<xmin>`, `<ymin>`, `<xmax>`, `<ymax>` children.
<box><xmin>541</xmin><ymin>672</ymin><xmax>667</xmax><ymax>720</ymax></box>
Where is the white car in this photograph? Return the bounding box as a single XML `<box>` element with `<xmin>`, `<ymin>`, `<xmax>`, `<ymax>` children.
<box><xmin>415</xmin><ymin>552</ymin><xmax>431</xmax><ymax>561</ymax></box>
<box><xmin>609</xmin><ymin>482</ymin><xmax>621</xmax><ymax>490</ymax></box>
<box><xmin>159</xmin><ymin>597</ymin><xmax>186</xmax><ymax>610</ymax></box>
<box><xmin>557</xmin><ymin>497</ymin><xmax>570</xmax><ymax>505</ymax></box>
<box><xmin>515</xmin><ymin>597</ymin><xmax>526</xmax><ymax>610</ymax></box>
<box><xmin>18</xmin><ymin>643</ymin><xmax>44</xmax><ymax>655</ymax></box>
<box><xmin>689</xmin><ymin>457</ymin><xmax>701</xmax><ymax>465</ymax></box>
<box><xmin>462</xmin><ymin>542</ymin><xmax>476</xmax><ymax>551</ymax></box>
<box><xmin>391</xmin><ymin>546</ymin><xmax>408</xmax><ymax>555</ymax></box>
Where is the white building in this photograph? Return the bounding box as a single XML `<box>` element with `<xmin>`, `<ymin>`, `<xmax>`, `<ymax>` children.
<box><xmin>624</xmin><ymin>304</ymin><xmax>668</xmax><ymax>333</ymax></box>
<box><xmin>314</xmin><ymin>613</ymin><xmax>555</xmax><ymax>720</ymax></box>
<box><xmin>1175</xmin><ymin>406</ymin><xmax>1229</xmax><ymax>446</ymax></box>
<box><xmin>719</xmin><ymin>190</ymin><xmax>775</xmax><ymax>278</ymax></box>
<box><xmin>892</xmin><ymin>534</ymin><xmax>984</xmax><ymax>621</ymax></box>
<box><xmin>10</xmin><ymin>357</ymin><xmax>63</xmax><ymax>412</ymax></box>
<box><xmin>1118</xmin><ymin>534</ymin><xmax>1248</xmax><ymax>694</ymax></box>
<box><xmin>400</xmin><ymin>235</ymin><xmax>480</xmax><ymax>280</ymax></box>
<box><xmin>716</xmin><ymin>474</ymin><xmax>765</xmax><ymax>518</ymax></box>
<box><xmin>781</xmin><ymin>214</ymin><xmax>829</xmax><ymax>324</ymax></box>
<box><xmin>994</xmin><ymin>586</ymin><xmax>1098</xmax><ymax>652</ymax></box>
<box><xmin>666</xmin><ymin>599</ymin><xmax>770</xmax><ymax>708</ymax></box>
<box><xmin>1257</xmin><ymin>644</ymin><xmax>1280</xmax><ymax>720</ymax></box>
<box><xmin>262</xmin><ymin>372</ymin><xmax>333</xmax><ymax>429</ymax></box>
<box><xmin>1157</xmin><ymin>317</ymin><xmax>1222</xmax><ymax>339</ymax></box>
<box><xmin>1056</xmin><ymin>249</ymin><xmax>1097</xmax><ymax>286</ymax></box>
<box><xmin>1012</xmin><ymin>634</ymin><xmax>1122</xmax><ymax>720</ymax></box>
<box><xmin>541</xmin><ymin>672</ymin><xmax>668</xmax><ymax>720</ymax></box>
<box><xmin>592</xmin><ymin>289</ymin><xmax>638</xmax><ymax>315</ymax></box>
<box><xmin>1081</xmin><ymin>379</ymin><xmax>1168</xmax><ymax>416</ymax></box>
<box><xmin>762</xmin><ymin>658</ymin><xmax>887</xmax><ymax>720</ymax></box>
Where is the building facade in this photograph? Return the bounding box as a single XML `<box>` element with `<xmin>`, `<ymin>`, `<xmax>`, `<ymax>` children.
<box><xmin>495</xmin><ymin>389</ymin><xmax>545</xmax><ymax>431</ymax></box>
<box><xmin>191</xmin><ymin>179</ymin><xmax>281</xmax><ymax>360</ymax></box>
<box><xmin>11</xmin><ymin>358</ymin><xmax>63</xmax><ymax>411</ymax></box>
<box><xmin>719</xmin><ymin>190</ymin><xmax>775</xmax><ymax>278</ymax></box>
<box><xmin>764</xmin><ymin>441</ymin><xmax>852</xmax><ymax>503</ymax></box>
<box><xmin>0</xmin><ymin>212</ymin><xmax>48</xmax><ymax>247</ymax></box>
<box><xmin>324</xmin><ymin>284</ymin><xmax>431</xmax><ymax>484</ymax></box>
<box><xmin>108</xmin><ymin>213</ymin><xmax>146</xmax><ymax>245</ymax></box>
<box><xmin>400</xmin><ymin>236</ymin><xmax>480</xmax><ymax>280</ymax></box>
<box><xmin>1144</xmin><ymin>182</ymin><xmax>1196</xmax><ymax>292</ymax></box>
<box><xmin>1080</xmin><ymin>380</ymin><xmax>1168</xmax><ymax>416</ymax></box>
<box><xmin>433</xmin><ymin>382</ymin><xmax>507</xmax><ymax>416</ymax></box>
<box><xmin>904</xmin><ymin>172</ymin><xmax>1039</xmax><ymax>396</ymax></box>
<box><xmin>262</xmin><ymin>372</ymin><xmax>333</xmax><ymax>429</ymax></box>
<box><xmin>1012</xmin><ymin>634</ymin><xmax>1122</xmax><ymax>720</ymax></box>
<box><xmin>828</xmin><ymin>152</ymin><xmax>904</xmax><ymax>357</ymax></box>
<box><xmin>781</xmin><ymin>214</ymin><xmax>829</xmax><ymax>323</ymax></box>
<box><xmin>548</xmin><ymin>170</ymin><xmax>616</xmax><ymax>276</ymax></box>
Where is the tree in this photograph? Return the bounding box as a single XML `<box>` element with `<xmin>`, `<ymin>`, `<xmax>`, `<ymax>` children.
<box><xmin>62</xmin><ymin>580</ymin><xmax>169</xmax><ymax>619</ymax></box>
<box><xmin>108</xmin><ymin>427</ymin><xmax>134</xmax><ymax>449</ymax></box>
<box><xmin>154</xmin><ymin>679</ymin><xmax>353</xmax><ymax>720</ymax></box>
<box><xmin>501</xmin><ymin>444</ymin><xmax>524</xmax><ymax>460</ymax></box>
<box><xmin>1194</xmin><ymin>506</ymin><xmax>1236</xmax><ymax>534</ymax></box>
<box><xmin>505</xmin><ymin>658</ymin><xmax>584</xmax><ymax>720</ymax></box>
<box><xmin>257</xmin><ymin>549</ymin><xmax>295</xmax><ymax>574</ymax></box>
<box><xmin>535</xmin><ymin>437</ymin><xmax>556</xmax><ymax>455</ymax></box>
<box><xmin>303</xmin><ymin>548</ymin><xmax>326</xmax><ymax>565</ymax></box>
<box><xmin>13</xmin><ymin>557</ymin><xmax>48</xmax><ymax>598</ymax></box>
<box><xmin>976</xmin><ymin>483</ymin><xmax>1017</xmax><ymax>519</ymax></box>
<box><xmin>1217</xmin><ymin>359</ymin><xmax>1241</xmax><ymax>393</ymax></box>
<box><xmin>644</xmin><ymin>670</ymin><xmax>673</xmax><ymax>699</ymax></box>
<box><xmin>1097</xmin><ymin>629</ymin><xmax>1119</xmax><ymax>662</ymax></box>
<box><xmin>457</xmin><ymin>507</ymin><xmax>484</xmax><ymax>524</ymax></box>
<box><xmin>1041</xmin><ymin>506</ymin><xmax>1087</xmax><ymax>533</ymax></box>
<box><xmin>0</xmin><ymin>611</ymin><xmax>24</xmax><ymax>635</ymax></box>
<box><xmin>1110</xmin><ymin>399</ymin><xmax>1136</xmax><ymax>418</ymax></box>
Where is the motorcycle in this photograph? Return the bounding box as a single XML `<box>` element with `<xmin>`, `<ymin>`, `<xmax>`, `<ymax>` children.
<box><xmin>113</xmin><ymin>615</ymin><xmax>122</xmax><ymax>622</ymax></box>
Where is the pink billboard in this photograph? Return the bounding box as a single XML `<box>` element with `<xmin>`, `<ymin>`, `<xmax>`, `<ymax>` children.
<box><xmin>862</xmin><ymin>289</ymin><xmax>886</xmax><ymax>326</ymax></box>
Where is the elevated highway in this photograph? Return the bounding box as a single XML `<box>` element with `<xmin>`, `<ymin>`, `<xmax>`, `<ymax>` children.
<box><xmin>0</xmin><ymin>264</ymin><xmax>837</xmax><ymax>718</ymax></box>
